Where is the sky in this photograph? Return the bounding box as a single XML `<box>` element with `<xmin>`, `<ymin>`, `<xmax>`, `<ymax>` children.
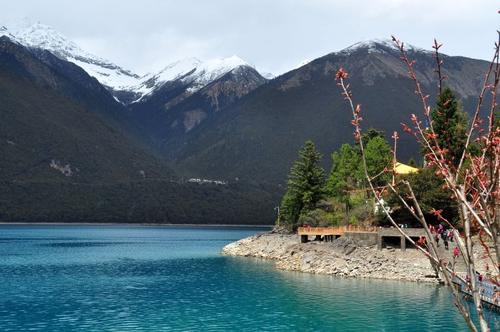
<box><xmin>0</xmin><ymin>0</ymin><xmax>498</xmax><ymax>75</ymax></box>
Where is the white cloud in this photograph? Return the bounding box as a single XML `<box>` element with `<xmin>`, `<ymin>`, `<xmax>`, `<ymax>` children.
<box><xmin>0</xmin><ymin>0</ymin><xmax>498</xmax><ymax>75</ymax></box>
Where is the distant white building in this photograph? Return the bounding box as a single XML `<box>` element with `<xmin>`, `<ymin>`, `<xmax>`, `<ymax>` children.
<box><xmin>187</xmin><ymin>178</ymin><xmax>228</xmax><ymax>185</ymax></box>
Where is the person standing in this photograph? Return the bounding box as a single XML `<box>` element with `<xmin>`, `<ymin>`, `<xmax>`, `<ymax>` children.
<box><xmin>442</xmin><ymin>229</ymin><xmax>449</xmax><ymax>250</ymax></box>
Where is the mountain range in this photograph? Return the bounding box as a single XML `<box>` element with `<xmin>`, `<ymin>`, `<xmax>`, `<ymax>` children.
<box><xmin>0</xmin><ymin>24</ymin><xmax>274</xmax><ymax>224</ymax></box>
<box><xmin>0</xmin><ymin>22</ymin><xmax>491</xmax><ymax>224</ymax></box>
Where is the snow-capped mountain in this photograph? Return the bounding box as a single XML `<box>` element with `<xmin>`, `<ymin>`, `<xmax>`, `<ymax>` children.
<box><xmin>2</xmin><ymin>21</ymin><xmax>261</xmax><ymax>104</ymax></box>
<box><xmin>261</xmin><ymin>72</ymin><xmax>276</xmax><ymax>80</ymax></box>
<box><xmin>129</xmin><ymin>55</ymin><xmax>253</xmax><ymax>103</ymax></box>
<box><xmin>338</xmin><ymin>38</ymin><xmax>430</xmax><ymax>55</ymax></box>
<box><xmin>127</xmin><ymin>59</ymin><xmax>267</xmax><ymax>146</ymax></box>
<box><xmin>4</xmin><ymin>22</ymin><xmax>141</xmax><ymax>91</ymax></box>
<box><xmin>0</xmin><ymin>25</ymin><xmax>17</xmax><ymax>40</ymax></box>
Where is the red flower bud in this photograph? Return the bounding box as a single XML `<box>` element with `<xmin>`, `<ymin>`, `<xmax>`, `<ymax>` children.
<box><xmin>335</xmin><ymin>67</ymin><xmax>349</xmax><ymax>80</ymax></box>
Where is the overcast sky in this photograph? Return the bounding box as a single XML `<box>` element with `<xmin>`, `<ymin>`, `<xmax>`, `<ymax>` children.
<box><xmin>1</xmin><ymin>0</ymin><xmax>498</xmax><ymax>75</ymax></box>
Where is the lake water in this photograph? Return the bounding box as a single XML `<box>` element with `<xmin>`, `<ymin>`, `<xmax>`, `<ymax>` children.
<box><xmin>0</xmin><ymin>225</ymin><xmax>498</xmax><ymax>331</ymax></box>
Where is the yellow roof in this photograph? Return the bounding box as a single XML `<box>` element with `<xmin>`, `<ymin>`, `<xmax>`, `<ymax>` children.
<box><xmin>394</xmin><ymin>162</ymin><xmax>419</xmax><ymax>175</ymax></box>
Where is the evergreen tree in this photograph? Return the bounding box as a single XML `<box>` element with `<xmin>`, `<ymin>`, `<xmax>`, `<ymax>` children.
<box><xmin>407</xmin><ymin>158</ymin><xmax>418</xmax><ymax>167</ymax></box>
<box><xmin>386</xmin><ymin>167</ymin><xmax>459</xmax><ymax>227</ymax></box>
<box><xmin>325</xmin><ymin>144</ymin><xmax>360</xmax><ymax>214</ymax></box>
<box><xmin>360</xmin><ymin>128</ymin><xmax>385</xmax><ymax>147</ymax></box>
<box><xmin>279</xmin><ymin>191</ymin><xmax>302</xmax><ymax>227</ymax></box>
<box><xmin>279</xmin><ymin>141</ymin><xmax>325</xmax><ymax>228</ymax></box>
<box><xmin>430</xmin><ymin>87</ymin><xmax>468</xmax><ymax>166</ymax></box>
<box><xmin>363</xmin><ymin>136</ymin><xmax>393</xmax><ymax>186</ymax></box>
<box><xmin>325</xmin><ymin>134</ymin><xmax>392</xmax><ymax>221</ymax></box>
<box><xmin>396</xmin><ymin>88</ymin><xmax>468</xmax><ymax>227</ymax></box>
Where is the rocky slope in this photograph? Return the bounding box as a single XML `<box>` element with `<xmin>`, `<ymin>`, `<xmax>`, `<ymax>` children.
<box><xmin>0</xmin><ymin>35</ymin><xmax>156</xmax><ymax>182</ymax></box>
<box><xmin>1</xmin><ymin>22</ymin><xmax>140</xmax><ymax>93</ymax></box>
<box><xmin>131</xmin><ymin>64</ymin><xmax>267</xmax><ymax>156</ymax></box>
<box><xmin>170</xmin><ymin>40</ymin><xmax>490</xmax><ymax>185</ymax></box>
<box><xmin>0</xmin><ymin>22</ymin><xmax>265</xmax><ymax>106</ymax></box>
<box><xmin>129</xmin><ymin>56</ymin><xmax>257</xmax><ymax>102</ymax></box>
<box><xmin>222</xmin><ymin>233</ymin><xmax>439</xmax><ymax>283</ymax></box>
<box><xmin>0</xmin><ymin>36</ymin><xmax>276</xmax><ymax>224</ymax></box>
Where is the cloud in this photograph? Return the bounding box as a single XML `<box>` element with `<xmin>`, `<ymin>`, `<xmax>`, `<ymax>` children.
<box><xmin>0</xmin><ymin>0</ymin><xmax>498</xmax><ymax>75</ymax></box>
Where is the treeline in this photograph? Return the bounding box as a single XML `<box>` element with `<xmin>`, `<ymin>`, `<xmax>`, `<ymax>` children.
<box><xmin>0</xmin><ymin>180</ymin><xmax>277</xmax><ymax>225</ymax></box>
<box><xmin>278</xmin><ymin>87</ymin><xmax>468</xmax><ymax>230</ymax></box>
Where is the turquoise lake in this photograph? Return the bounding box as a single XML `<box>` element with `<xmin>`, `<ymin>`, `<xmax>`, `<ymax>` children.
<box><xmin>0</xmin><ymin>225</ymin><xmax>498</xmax><ymax>331</ymax></box>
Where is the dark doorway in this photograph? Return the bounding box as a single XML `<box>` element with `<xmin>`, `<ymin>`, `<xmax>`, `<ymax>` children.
<box><xmin>381</xmin><ymin>236</ymin><xmax>401</xmax><ymax>249</ymax></box>
<box><xmin>405</xmin><ymin>236</ymin><xmax>422</xmax><ymax>249</ymax></box>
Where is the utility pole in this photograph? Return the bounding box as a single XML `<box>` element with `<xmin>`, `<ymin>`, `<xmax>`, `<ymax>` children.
<box><xmin>274</xmin><ymin>206</ymin><xmax>280</xmax><ymax>225</ymax></box>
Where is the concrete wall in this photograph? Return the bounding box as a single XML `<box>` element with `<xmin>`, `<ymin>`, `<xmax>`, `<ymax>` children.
<box><xmin>298</xmin><ymin>227</ymin><xmax>427</xmax><ymax>251</ymax></box>
<box><xmin>344</xmin><ymin>232</ymin><xmax>378</xmax><ymax>247</ymax></box>
<box><xmin>377</xmin><ymin>228</ymin><xmax>427</xmax><ymax>251</ymax></box>
<box><xmin>379</xmin><ymin>228</ymin><xmax>426</xmax><ymax>237</ymax></box>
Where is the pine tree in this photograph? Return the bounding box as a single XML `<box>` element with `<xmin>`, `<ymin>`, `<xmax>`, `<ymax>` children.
<box><xmin>325</xmin><ymin>136</ymin><xmax>391</xmax><ymax>221</ymax></box>
<box><xmin>386</xmin><ymin>167</ymin><xmax>460</xmax><ymax>227</ymax></box>
<box><xmin>407</xmin><ymin>158</ymin><xmax>418</xmax><ymax>167</ymax></box>
<box><xmin>430</xmin><ymin>87</ymin><xmax>468</xmax><ymax>166</ymax></box>
<box><xmin>279</xmin><ymin>141</ymin><xmax>325</xmax><ymax>228</ymax></box>
<box><xmin>363</xmin><ymin>136</ymin><xmax>393</xmax><ymax>186</ymax></box>
<box><xmin>325</xmin><ymin>144</ymin><xmax>360</xmax><ymax>213</ymax></box>
<box><xmin>360</xmin><ymin>128</ymin><xmax>385</xmax><ymax>147</ymax></box>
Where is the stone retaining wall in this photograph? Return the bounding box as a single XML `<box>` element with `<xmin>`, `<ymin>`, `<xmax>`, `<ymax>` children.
<box><xmin>222</xmin><ymin>233</ymin><xmax>439</xmax><ymax>283</ymax></box>
<box><xmin>344</xmin><ymin>231</ymin><xmax>378</xmax><ymax>247</ymax></box>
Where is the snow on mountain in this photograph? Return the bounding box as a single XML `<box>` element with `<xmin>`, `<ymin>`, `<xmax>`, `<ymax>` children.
<box><xmin>152</xmin><ymin>57</ymin><xmax>202</xmax><ymax>83</ymax></box>
<box><xmin>2</xmin><ymin>21</ymin><xmax>261</xmax><ymax>104</ymax></box>
<box><xmin>7</xmin><ymin>22</ymin><xmax>140</xmax><ymax>90</ymax></box>
<box><xmin>183</xmin><ymin>55</ymin><xmax>250</xmax><ymax>92</ymax></box>
<box><xmin>262</xmin><ymin>72</ymin><xmax>275</xmax><ymax>80</ymax></box>
<box><xmin>339</xmin><ymin>38</ymin><xmax>430</xmax><ymax>55</ymax></box>
<box><xmin>0</xmin><ymin>25</ymin><xmax>17</xmax><ymax>40</ymax></box>
<box><xmin>131</xmin><ymin>57</ymin><xmax>201</xmax><ymax>98</ymax></box>
<box><xmin>69</xmin><ymin>58</ymin><xmax>141</xmax><ymax>89</ymax></box>
<box><xmin>195</xmin><ymin>55</ymin><xmax>248</xmax><ymax>84</ymax></box>
<box><xmin>129</xmin><ymin>55</ymin><xmax>253</xmax><ymax>102</ymax></box>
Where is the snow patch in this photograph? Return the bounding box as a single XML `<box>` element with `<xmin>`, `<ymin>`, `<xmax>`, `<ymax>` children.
<box><xmin>129</xmin><ymin>55</ymin><xmax>251</xmax><ymax>103</ymax></box>
<box><xmin>4</xmin><ymin>20</ymin><xmax>262</xmax><ymax>104</ymax></box>
<box><xmin>7</xmin><ymin>21</ymin><xmax>140</xmax><ymax>91</ymax></box>
<box><xmin>339</xmin><ymin>38</ymin><xmax>431</xmax><ymax>55</ymax></box>
<box><xmin>0</xmin><ymin>25</ymin><xmax>18</xmax><ymax>42</ymax></box>
<box><xmin>50</xmin><ymin>160</ymin><xmax>73</xmax><ymax>177</ymax></box>
<box><xmin>262</xmin><ymin>72</ymin><xmax>275</xmax><ymax>80</ymax></box>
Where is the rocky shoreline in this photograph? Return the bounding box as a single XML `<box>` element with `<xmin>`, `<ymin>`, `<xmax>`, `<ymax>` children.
<box><xmin>222</xmin><ymin>232</ymin><xmax>439</xmax><ymax>283</ymax></box>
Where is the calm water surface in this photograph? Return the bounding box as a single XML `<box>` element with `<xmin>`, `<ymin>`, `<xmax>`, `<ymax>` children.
<box><xmin>0</xmin><ymin>225</ymin><xmax>498</xmax><ymax>331</ymax></box>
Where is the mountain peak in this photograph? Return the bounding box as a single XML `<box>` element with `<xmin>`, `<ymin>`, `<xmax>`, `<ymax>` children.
<box><xmin>14</xmin><ymin>22</ymin><xmax>87</xmax><ymax>59</ymax></box>
<box><xmin>155</xmin><ymin>57</ymin><xmax>202</xmax><ymax>78</ymax></box>
<box><xmin>339</xmin><ymin>38</ymin><xmax>429</xmax><ymax>55</ymax></box>
<box><xmin>147</xmin><ymin>55</ymin><xmax>248</xmax><ymax>83</ymax></box>
<box><xmin>194</xmin><ymin>55</ymin><xmax>250</xmax><ymax>83</ymax></box>
<box><xmin>0</xmin><ymin>25</ymin><xmax>17</xmax><ymax>41</ymax></box>
<box><xmin>5</xmin><ymin>19</ymin><xmax>263</xmax><ymax>104</ymax></box>
<box><xmin>129</xmin><ymin>55</ymin><xmax>253</xmax><ymax>102</ymax></box>
<box><xmin>8</xmin><ymin>21</ymin><xmax>140</xmax><ymax>90</ymax></box>
<box><xmin>202</xmin><ymin>55</ymin><xmax>248</xmax><ymax>70</ymax></box>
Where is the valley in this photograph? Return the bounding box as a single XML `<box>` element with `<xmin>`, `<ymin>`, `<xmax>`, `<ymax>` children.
<box><xmin>0</xmin><ymin>22</ymin><xmax>491</xmax><ymax>224</ymax></box>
